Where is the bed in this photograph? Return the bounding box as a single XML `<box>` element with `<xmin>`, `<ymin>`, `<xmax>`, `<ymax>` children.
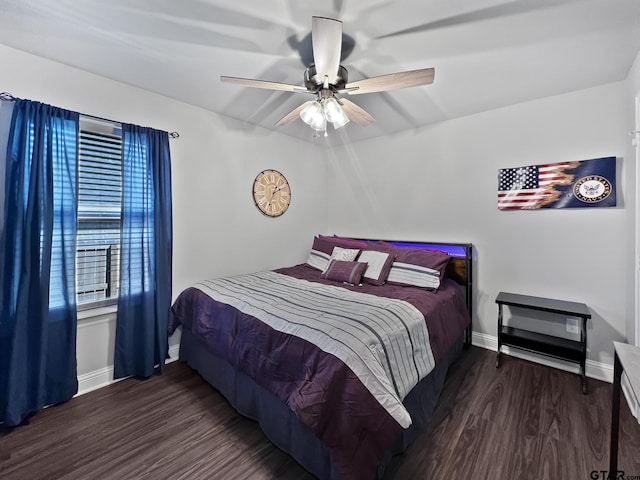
<box><xmin>169</xmin><ymin>237</ymin><xmax>473</xmax><ymax>480</ymax></box>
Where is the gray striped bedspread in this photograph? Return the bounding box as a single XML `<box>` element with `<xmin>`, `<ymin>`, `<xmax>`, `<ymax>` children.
<box><xmin>193</xmin><ymin>270</ymin><xmax>435</xmax><ymax>428</ymax></box>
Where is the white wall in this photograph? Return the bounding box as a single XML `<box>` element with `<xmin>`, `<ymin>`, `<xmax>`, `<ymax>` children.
<box><xmin>0</xmin><ymin>44</ymin><xmax>328</xmax><ymax>391</ymax></box>
<box><xmin>327</xmin><ymin>82</ymin><xmax>631</xmax><ymax>371</ymax></box>
<box><xmin>626</xmin><ymin>49</ymin><xmax>640</xmax><ymax>347</ymax></box>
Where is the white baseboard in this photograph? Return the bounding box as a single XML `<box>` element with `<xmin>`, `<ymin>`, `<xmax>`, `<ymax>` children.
<box><xmin>167</xmin><ymin>343</ymin><xmax>180</xmax><ymax>363</ymax></box>
<box><xmin>471</xmin><ymin>331</ymin><xmax>613</xmax><ymax>383</ymax></box>
<box><xmin>76</xmin><ymin>366</ymin><xmax>118</xmax><ymax>396</ymax></box>
<box><xmin>76</xmin><ymin>343</ymin><xmax>180</xmax><ymax>396</ymax></box>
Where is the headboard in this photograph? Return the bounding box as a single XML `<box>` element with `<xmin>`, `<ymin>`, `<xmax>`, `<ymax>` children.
<box><xmin>360</xmin><ymin>239</ymin><xmax>474</xmax><ymax>346</ymax></box>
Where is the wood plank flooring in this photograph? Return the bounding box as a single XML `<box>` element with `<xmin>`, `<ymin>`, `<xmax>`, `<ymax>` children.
<box><xmin>1</xmin><ymin>346</ymin><xmax>639</xmax><ymax>480</ymax></box>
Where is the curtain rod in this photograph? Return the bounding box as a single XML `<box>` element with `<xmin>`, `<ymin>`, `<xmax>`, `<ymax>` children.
<box><xmin>0</xmin><ymin>92</ymin><xmax>179</xmax><ymax>139</ymax></box>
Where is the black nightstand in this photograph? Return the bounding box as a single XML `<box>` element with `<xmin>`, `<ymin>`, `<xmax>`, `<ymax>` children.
<box><xmin>495</xmin><ymin>291</ymin><xmax>591</xmax><ymax>393</ymax></box>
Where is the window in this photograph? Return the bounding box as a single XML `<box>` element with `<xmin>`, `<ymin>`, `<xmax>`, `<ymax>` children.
<box><xmin>76</xmin><ymin>119</ymin><xmax>122</xmax><ymax>309</ymax></box>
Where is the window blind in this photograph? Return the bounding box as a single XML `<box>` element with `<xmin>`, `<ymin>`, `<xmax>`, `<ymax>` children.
<box><xmin>76</xmin><ymin>127</ymin><xmax>122</xmax><ymax>306</ymax></box>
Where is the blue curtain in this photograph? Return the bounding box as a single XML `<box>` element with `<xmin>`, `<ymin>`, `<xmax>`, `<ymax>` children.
<box><xmin>114</xmin><ymin>124</ymin><xmax>172</xmax><ymax>379</ymax></box>
<box><xmin>0</xmin><ymin>99</ymin><xmax>79</xmax><ymax>427</ymax></box>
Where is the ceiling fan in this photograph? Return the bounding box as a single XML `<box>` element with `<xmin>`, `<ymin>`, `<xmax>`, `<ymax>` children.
<box><xmin>220</xmin><ymin>16</ymin><xmax>435</xmax><ymax>136</ymax></box>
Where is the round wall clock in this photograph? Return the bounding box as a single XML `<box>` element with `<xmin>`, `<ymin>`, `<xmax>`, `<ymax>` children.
<box><xmin>252</xmin><ymin>169</ymin><xmax>291</xmax><ymax>217</ymax></box>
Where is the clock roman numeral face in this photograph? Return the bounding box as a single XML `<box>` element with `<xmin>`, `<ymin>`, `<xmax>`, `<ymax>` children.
<box><xmin>252</xmin><ymin>169</ymin><xmax>291</xmax><ymax>217</ymax></box>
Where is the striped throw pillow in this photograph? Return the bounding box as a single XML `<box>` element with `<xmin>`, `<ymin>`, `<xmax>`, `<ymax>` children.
<box><xmin>306</xmin><ymin>249</ymin><xmax>331</xmax><ymax>271</ymax></box>
<box><xmin>387</xmin><ymin>262</ymin><xmax>442</xmax><ymax>290</ymax></box>
<box><xmin>323</xmin><ymin>260</ymin><xmax>368</xmax><ymax>285</ymax></box>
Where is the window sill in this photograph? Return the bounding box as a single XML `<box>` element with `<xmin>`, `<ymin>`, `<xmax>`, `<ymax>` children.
<box><xmin>78</xmin><ymin>304</ymin><xmax>117</xmax><ymax>322</ymax></box>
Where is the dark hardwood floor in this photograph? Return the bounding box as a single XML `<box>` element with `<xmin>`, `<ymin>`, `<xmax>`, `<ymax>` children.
<box><xmin>1</xmin><ymin>346</ymin><xmax>639</xmax><ymax>480</ymax></box>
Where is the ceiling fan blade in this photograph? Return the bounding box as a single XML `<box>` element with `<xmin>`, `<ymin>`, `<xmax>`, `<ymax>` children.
<box><xmin>311</xmin><ymin>16</ymin><xmax>342</xmax><ymax>84</ymax></box>
<box><xmin>339</xmin><ymin>98</ymin><xmax>375</xmax><ymax>126</ymax></box>
<box><xmin>275</xmin><ymin>102</ymin><xmax>310</xmax><ymax>126</ymax></box>
<box><xmin>221</xmin><ymin>76</ymin><xmax>305</xmax><ymax>93</ymax></box>
<box><xmin>345</xmin><ymin>68</ymin><xmax>435</xmax><ymax>95</ymax></box>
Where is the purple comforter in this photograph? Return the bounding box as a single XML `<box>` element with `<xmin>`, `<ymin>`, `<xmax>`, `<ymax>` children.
<box><xmin>169</xmin><ymin>264</ymin><xmax>470</xmax><ymax>480</ymax></box>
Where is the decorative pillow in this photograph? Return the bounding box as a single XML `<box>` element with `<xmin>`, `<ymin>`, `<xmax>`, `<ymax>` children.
<box><xmin>367</xmin><ymin>240</ymin><xmax>398</xmax><ymax>253</ymax></box>
<box><xmin>357</xmin><ymin>250</ymin><xmax>395</xmax><ymax>286</ymax></box>
<box><xmin>310</xmin><ymin>235</ymin><xmax>336</xmax><ymax>255</ymax></box>
<box><xmin>310</xmin><ymin>235</ymin><xmax>365</xmax><ymax>255</ymax></box>
<box><xmin>323</xmin><ymin>260</ymin><xmax>367</xmax><ymax>285</ymax></box>
<box><xmin>387</xmin><ymin>248</ymin><xmax>451</xmax><ymax>290</ymax></box>
<box><xmin>306</xmin><ymin>248</ymin><xmax>331</xmax><ymax>271</ymax></box>
<box><xmin>319</xmin><ymin>234</ymin><xmax>368</xmax><ymax>250</ymax></box>
<box><xmin>324</xmin><ymin>246</ymin><xmax>360</xmax><ymax>272</ymax></box>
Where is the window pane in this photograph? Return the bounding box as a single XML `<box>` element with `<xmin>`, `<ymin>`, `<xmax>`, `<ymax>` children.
<box><xmin>76</xmin><ymin>126</ymin><xmax>122</xmax><ymax>306</ymax></box>
<box><xmin>77</xmin><ymin>219</ymin><xmax>120</xmax><ymax>303</ymax></box>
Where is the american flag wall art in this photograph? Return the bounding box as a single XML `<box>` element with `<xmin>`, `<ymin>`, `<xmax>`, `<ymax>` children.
<box><xmin>497</xmin><ymin>156</ymin><xmax>616</xmax><ymax>210</ymax></box>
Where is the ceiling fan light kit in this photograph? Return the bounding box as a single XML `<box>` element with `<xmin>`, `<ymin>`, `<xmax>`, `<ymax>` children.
<box><xmin>220</xmin><ymin>16</ymin><xmax>435</xmax><ymax>137</ymax></box>
<box><xmin>300</xmin><ymin>94</ymin><xmax>350</xmax><ymax>137</ymax></box>
<box><xmin>324</xmin><ymin>97</ymin><xmax>349</xmax><ymax>128</ymax></box>
<box><xmin>300</xmin><ymin>100</ymin><xmax>327</xmax><ymax>132</ymax></box>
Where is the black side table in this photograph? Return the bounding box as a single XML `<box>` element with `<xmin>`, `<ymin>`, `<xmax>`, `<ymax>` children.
<box><xmin>495</xmin><ymin>291</ymin><xmax>591</xmax><ymax>393</ymax></box>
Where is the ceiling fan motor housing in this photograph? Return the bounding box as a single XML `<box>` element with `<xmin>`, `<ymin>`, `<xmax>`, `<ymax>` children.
<box><xmin>305</xmin><ymin>65</ymin><xmax>348</xmax><ymax>91</ymax></box>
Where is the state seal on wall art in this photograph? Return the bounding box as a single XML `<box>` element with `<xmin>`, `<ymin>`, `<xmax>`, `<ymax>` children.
<box><xmin>572</xmin><ymin>175</ymin><xmax>613</xmax><ymax>204</ymax></box>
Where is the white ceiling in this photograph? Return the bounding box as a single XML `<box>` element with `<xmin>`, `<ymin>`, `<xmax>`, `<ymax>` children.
<box><xmin>0</xmin><ymin>0</ymin><xmax>639</xmax><ymax>146</ymax></box>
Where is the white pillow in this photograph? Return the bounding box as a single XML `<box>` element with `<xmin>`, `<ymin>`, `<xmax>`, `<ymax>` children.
<box><xmin>357</xmin><ymin>250</ymin><xmax>392</xmax><ymax>285</ymax></box>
